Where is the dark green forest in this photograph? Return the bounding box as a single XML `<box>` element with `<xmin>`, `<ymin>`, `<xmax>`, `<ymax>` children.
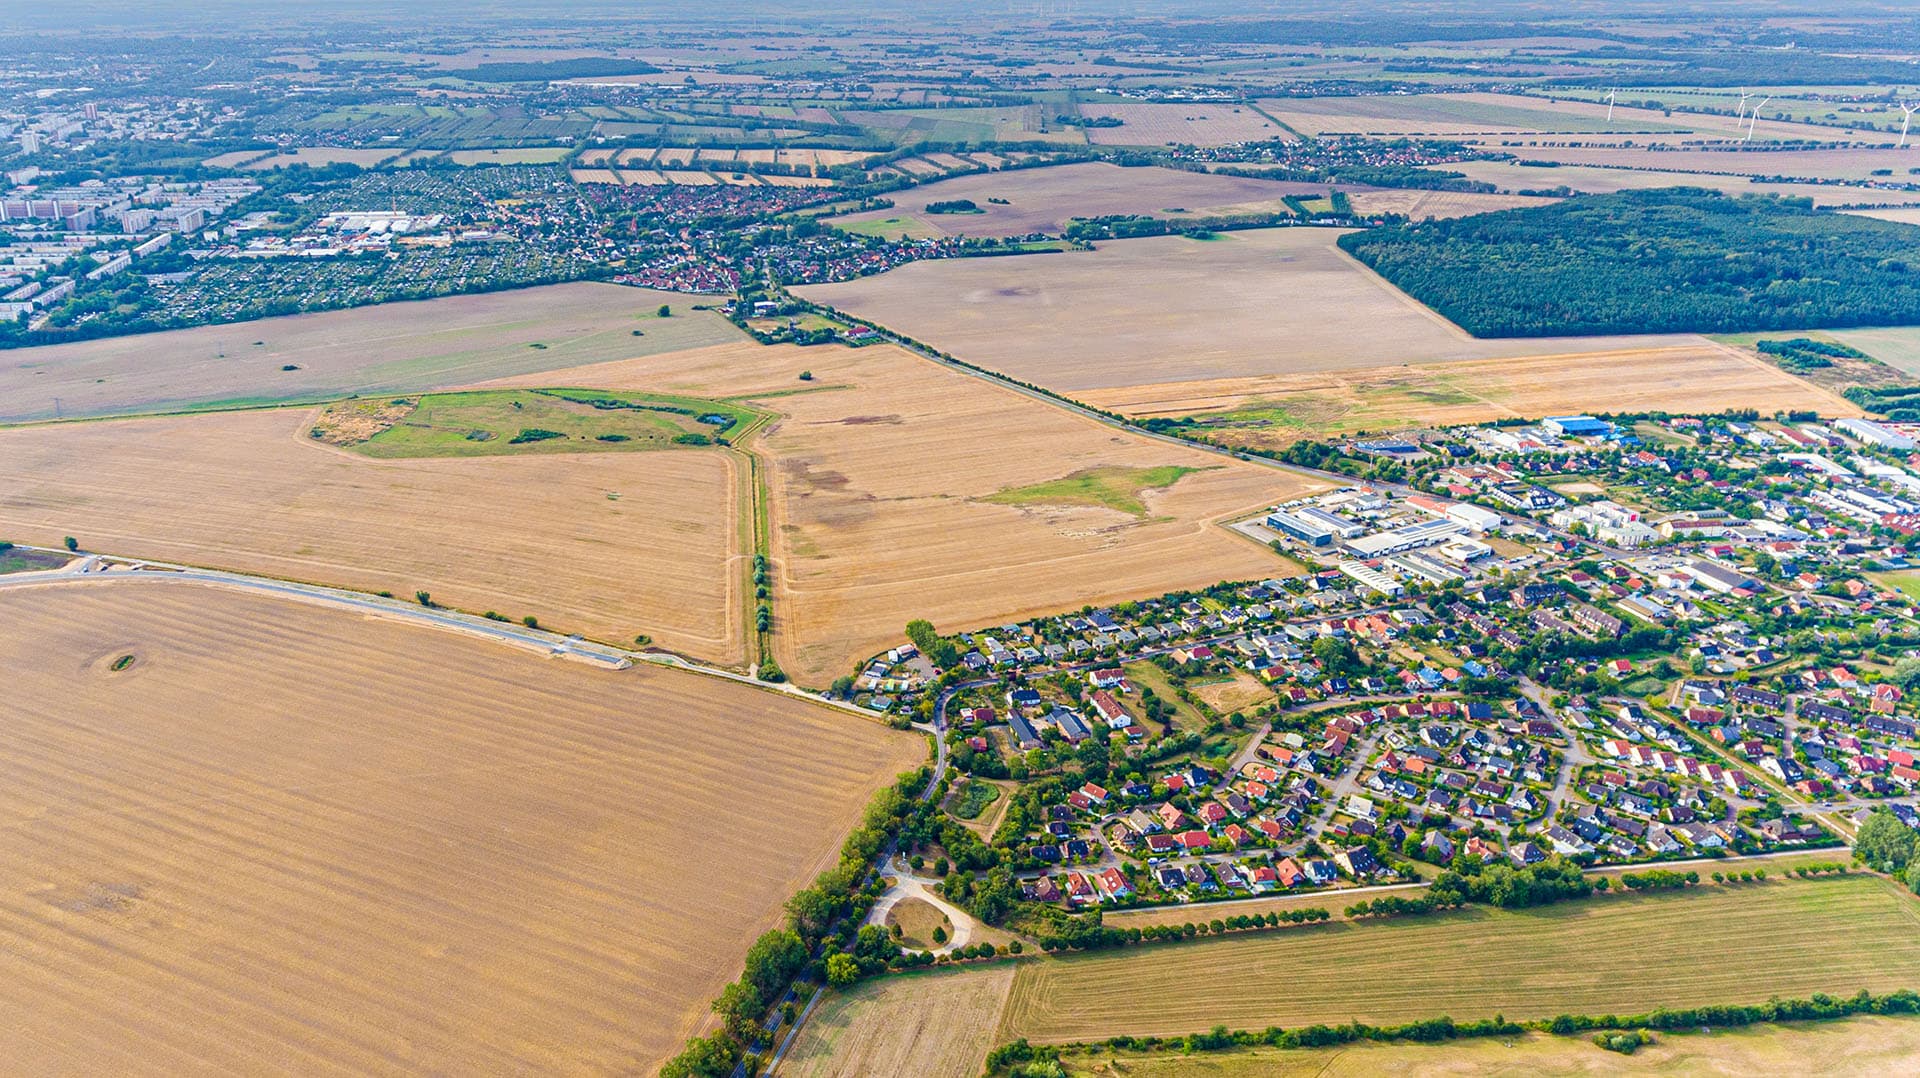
<box><xmin>1338</xmin><ymin>188</ymin><xmax>1920</xmax><ymax>338</ymax></box>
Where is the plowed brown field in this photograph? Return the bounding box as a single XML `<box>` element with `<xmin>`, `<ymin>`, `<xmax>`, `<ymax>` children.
<box><xmin>0</xmin><ymin>408</ymin><xmax>745</xmax><ymax>662</ymax></box>
<box><xmin>0</xmin><ymin>579</ymin><xmax>923</xmax><ymax>1075</ymax></box>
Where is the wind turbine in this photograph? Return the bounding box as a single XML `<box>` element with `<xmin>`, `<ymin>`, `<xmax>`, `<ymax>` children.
<box><xmin>1898</xmin><ymin>100</ymin><xmax>1920</xmax><ymax>148</ymax></box>
<box><xmin>1605</xmin><ymin>87</ymin><xmax>1618</xmax><ymax>122</ymax></box>
<box><xmin>1745</xmin><ymin>96</ymin><xmax>1771</xmax><ymax>142</ymax></box>
<box><xmin>1735</xmin><ymin>88</ymin><xmax>1753</xmax><ymax>122</ymax></box>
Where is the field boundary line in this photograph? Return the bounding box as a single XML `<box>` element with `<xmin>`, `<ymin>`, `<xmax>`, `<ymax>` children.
<box><xmin>1327</xmin><ymin>242</ymin><xmax>1479</xmax><ymax>343</ymax></box>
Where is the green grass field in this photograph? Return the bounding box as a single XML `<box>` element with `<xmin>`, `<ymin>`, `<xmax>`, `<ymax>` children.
<box><xmin>315</xmin><ymin>388</ymin><xmax>766</xmax><ymax>459</ymax></box>
<box><xmin>1121</xmin><ymin>660</ymin><xmax>1206</xmax><ymax>733</ymax></box>
<box><xmin>1829</xmin><ymin>327</ymin><xmax>1920</xmax><ymax>379</ymax></box>
<box><xmin>1621</xmin><ymin>674</ymin><xmax>1669</xmax><ymax>696</ymax></box>
<box><xmin>984</xmin><ymin>465</ymin><xmax>1204</xmax><ymax>517</ymax></box>
<box><xmin>998</xmin><ymin>874</ymin><xmax>1920</xmax><ymax>1044</ymax></box>
<box><xmin>1871</xmin><ymin>571</ymin><xmax>1920</xmax><ymax>602</ymax></box>
<box><xmin>839</xmin><ymin>215</ymin><xmax>944</xmax><ymax>240</ymax></box>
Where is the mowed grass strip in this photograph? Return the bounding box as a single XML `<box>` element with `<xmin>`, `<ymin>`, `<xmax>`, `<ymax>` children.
<box><xmin>984</xmin><ymin>465</ymin><xmax>1203</xmax><ymax>517</ymax></box>
<box><xmin>999</xmin><ymin>875</ymin><xmax>1920</xmax><ymax>1044</ymax></box>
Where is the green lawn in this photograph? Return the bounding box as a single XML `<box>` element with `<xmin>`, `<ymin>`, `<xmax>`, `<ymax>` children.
<box><xmin>315</xmin><ymin>388</ymin><xmax>766</xmax><ymax>459</ymax></box>
<box><xmin>984</xmin><ymin>465</ymin><xmax>1204</xmax><ymax>517</ymax></box>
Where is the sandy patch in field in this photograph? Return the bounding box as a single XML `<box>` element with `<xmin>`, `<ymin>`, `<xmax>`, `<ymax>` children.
<box><xmin>480</xmin><ymin>341</ymin><xmax>1318</xmax><ymax>685</ymax></box>
<box><xmin>0</xmin><ymin>579</ymin><xmax>922</xmax><ymax>1075</ymax></box>
<box><xmin>0</xmin><ymin>408</ymin><xmax>745</xmax><ymax>662</ymax></box>
<box><xmin>799</xmin><ymin>229</ymin><xmax>1711</xmax><ymax>393</ymax></box>
<box><xmin>1082</xmin><ymin>344</ymin><xmax>1860</xmax><ymax>445</ymax></box>
<box><xmin>0</xmin><ymin>282</ymin><xmax>742</xmax><ymax>423</ymax></box>
<box><xmin>1191</xmin><ymin>669</ymin><xmax>1273</xmax><ymax>712</ymax></box>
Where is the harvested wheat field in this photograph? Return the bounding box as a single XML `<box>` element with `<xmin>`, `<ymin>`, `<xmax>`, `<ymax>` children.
<box><xmin>1344</xmin><ymin>187</ymin><xmax>1557</xmax><ymax>220</ymax></box>
<box><xmin>782</xmin><ymin>965</ymin><xmax>1016</xmax><ymax>1078</ymax></box>
<box><xmin>1845</xmin><ymin>207</ymin><xmax>1920</xmax><ymax>226</ymax></box>
<box><xmin>479</xmin><ymin>341</ymin><xmax>1318</xmax><ymax>685</ymax></box>
<box><xmin>1480</xmin><ymin>144</ymin><xmax>1920</xmax><ymax>184</ymax></box>
<box><xmin>0</xmin><ymin>407</ymin><xmax>745</xmax><ymax>662</ymax></box>
<box><xmin>827</xmin><ymin>162</ymin><xmax>1358</xmax><ymax>239</ymax></box>
<box><xmin>998</xmin><ymin>875</ymin><xmax>1920</xmax><ymax>1046</ymax></box>
<box><xmin>1082</xmin><ymin>344</ymin><xmax>1860</xmax><ymax>447</ymax></box>
<box><xmin>800</xmin><ymin>229</ymin><xmax>1708</xmax><ymax>393</ymax></box>
<box><xmin>0</xmin><ymin>282</ymin><xmax>742</xmax><ymax>423</ymax></box>
<box><xmin>1071</xmin><ymin>1019</ymin><xmax>1920</xmax><ymax>1077</ymax></box>
<box><xmin>0</xmin><ymin>579</ymin><xmax>924</xmax><ymax>1075</ymax></box>
<box><xmin>1438</xmin><ymin>159</ymin><xmax>1920</xmax><ymax>208</ymax></box>
<box><xmin>1257</xmin><ymin>92</ymin><xmax>1860</xmax><ymax>144</ymax></box>
<box><xmin>1076</xmin><ymin>102</ymin><xmax>1289</xmax><ymax>146</ymax></box>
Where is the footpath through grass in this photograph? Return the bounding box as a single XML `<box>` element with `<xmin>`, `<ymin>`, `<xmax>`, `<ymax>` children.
<box><xmin>997</xmin><ymin>873</ymin><xmax>1920</xmax><ymax>1044</ymax></box>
